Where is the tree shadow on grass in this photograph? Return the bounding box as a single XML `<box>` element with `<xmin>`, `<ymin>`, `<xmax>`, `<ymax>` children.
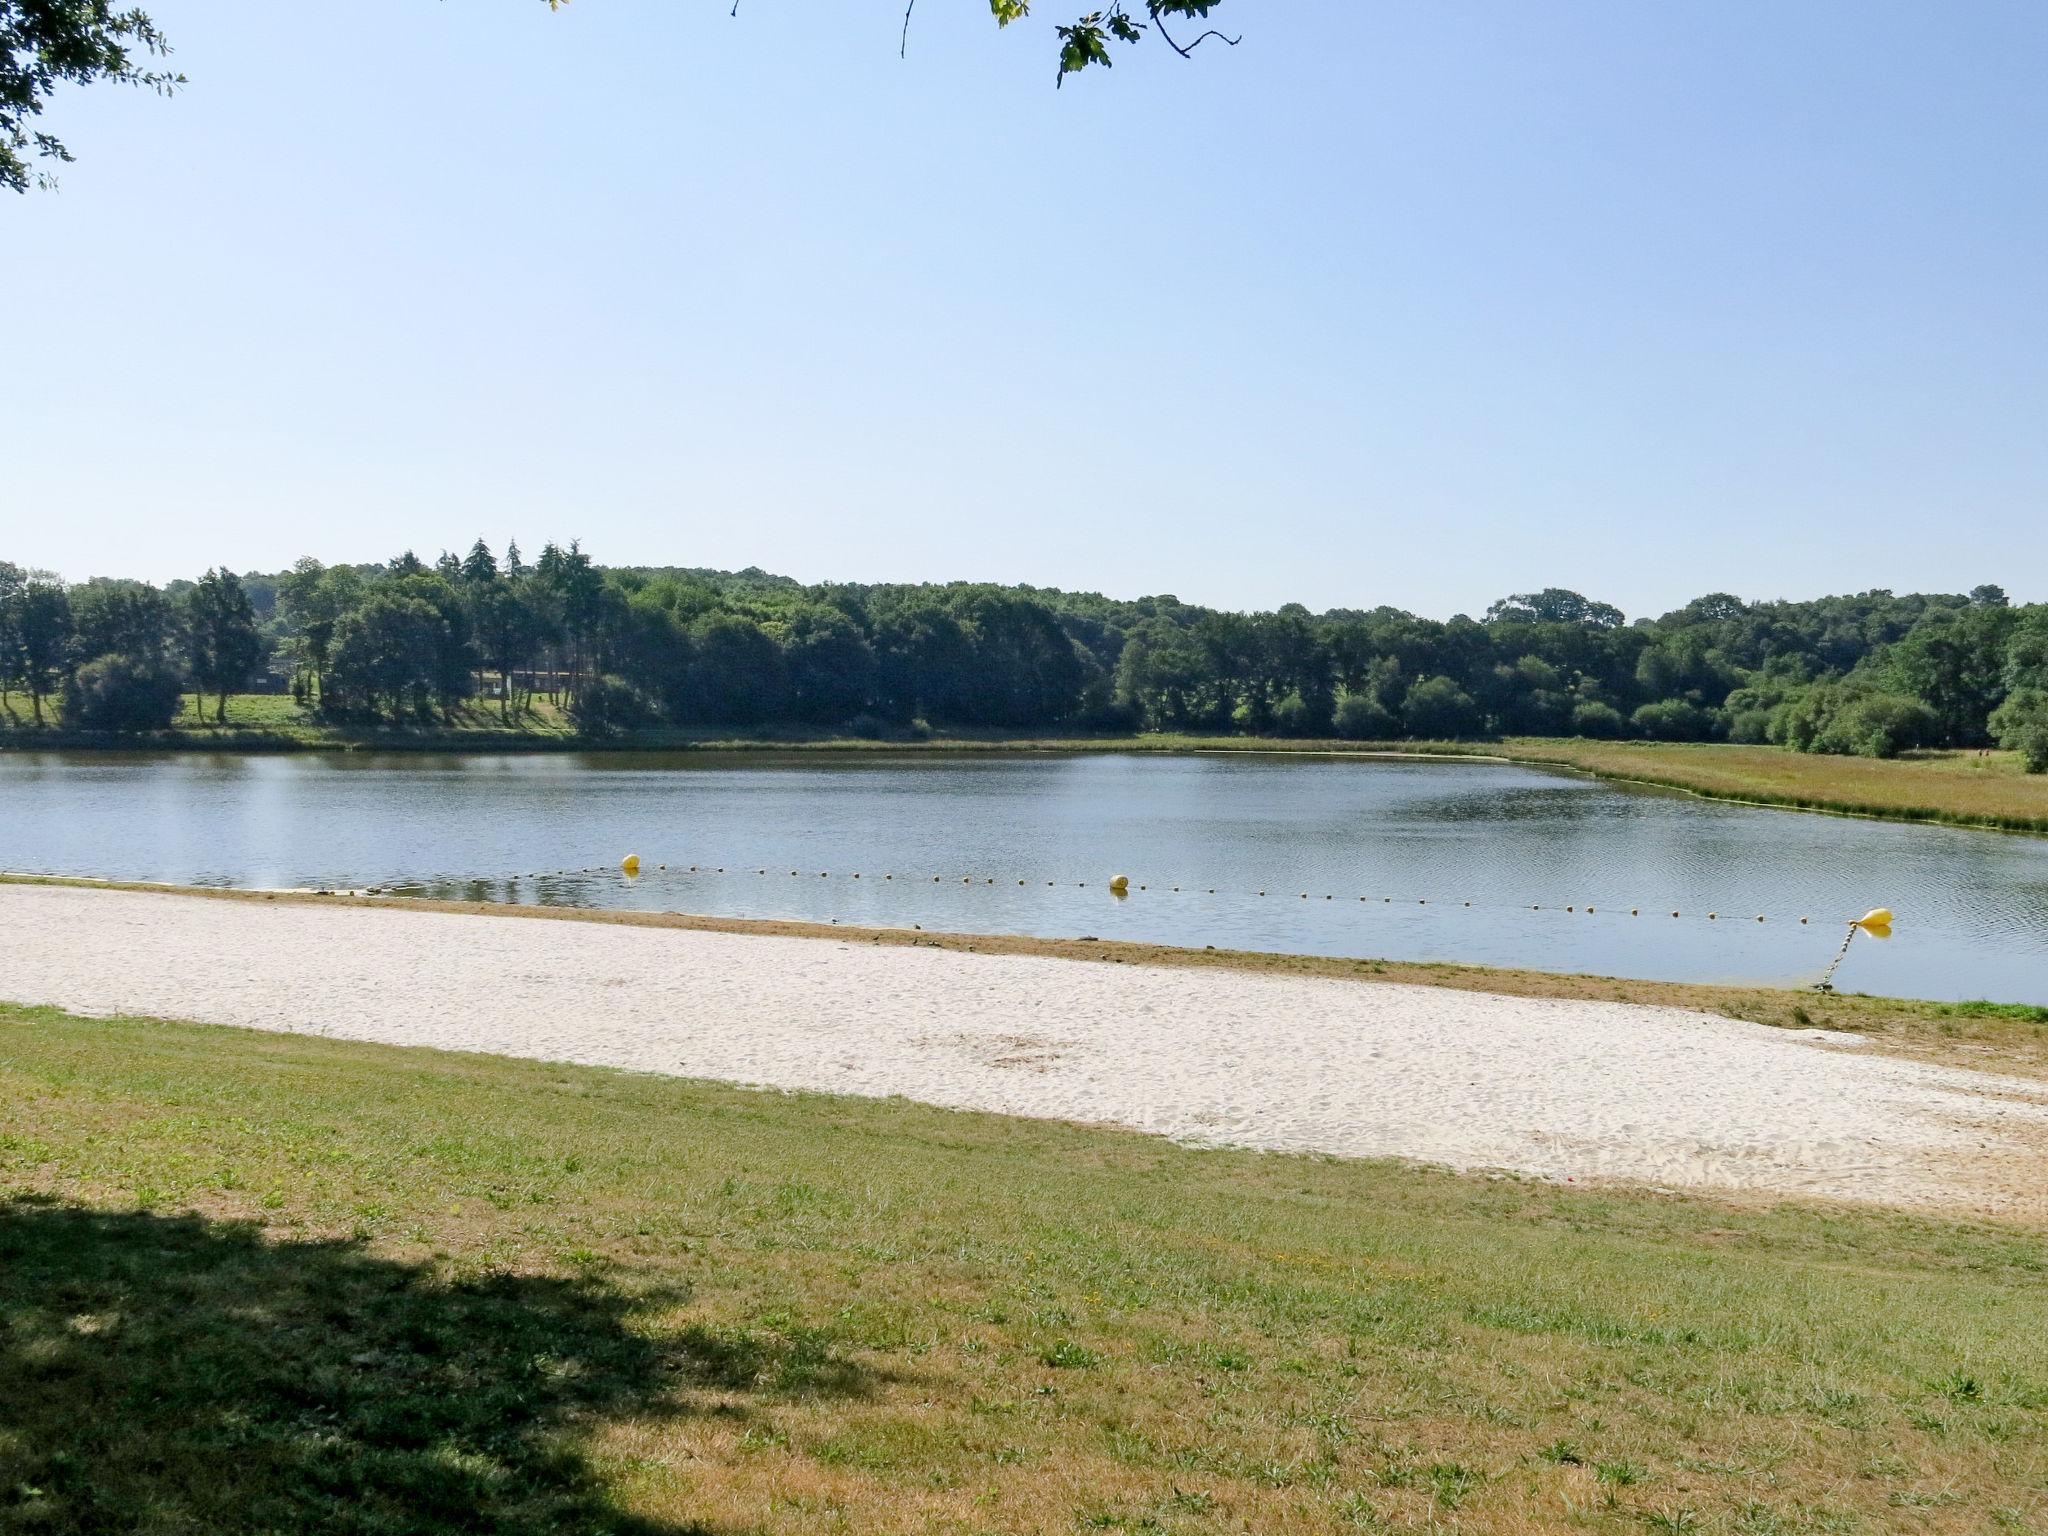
<box><xmin>0</xmin><ymin>1195</ymin><xmax>814</xmax><ymax>1534</ymax></box>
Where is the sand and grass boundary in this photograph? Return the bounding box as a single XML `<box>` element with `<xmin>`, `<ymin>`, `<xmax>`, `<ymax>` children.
<box><xmin>6</xmin><ymin>871</ymin><xmax>2042</xmax><ymax>1078</ymax></box>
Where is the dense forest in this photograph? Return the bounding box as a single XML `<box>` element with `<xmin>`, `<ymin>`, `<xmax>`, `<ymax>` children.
<box><xmin>2</xmin><ymin>544</ymin><xmax>2044</xmax><ymax>770</ymax></box>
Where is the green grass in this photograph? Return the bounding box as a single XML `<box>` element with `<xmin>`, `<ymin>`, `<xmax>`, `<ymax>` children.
<box><xmin>1933</xmin><ymin>1000</ymin><xmax>2048</xmax><ymax>1026</ymax></box>
<box><xmin>0</xmin><ymin>690</ymin><xmax>586</xmax><ymax>748</ymax></box>
<box><xmin>4</xmin><ymin>1001</ymin><xmax>2046</xmax><ymax>1533</ymax></box>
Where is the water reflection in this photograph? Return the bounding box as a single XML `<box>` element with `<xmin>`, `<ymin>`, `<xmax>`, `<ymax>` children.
<box><xmin>2</xmin><ymin>750</ymin><xmax>2044</xmax><ymax>1002</ymax></box>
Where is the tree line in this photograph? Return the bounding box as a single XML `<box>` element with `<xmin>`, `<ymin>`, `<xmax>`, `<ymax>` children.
<box><xmin>2</xmin><ymin>547</ymin><xmax>2044</xmax><ymax>771</ymax></box>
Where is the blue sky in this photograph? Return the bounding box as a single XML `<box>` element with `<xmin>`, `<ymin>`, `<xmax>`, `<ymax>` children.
<box><xmin>8</xmin><ymin>1</ymin><xmax>2045</xmax><ymax>618</ymax></box>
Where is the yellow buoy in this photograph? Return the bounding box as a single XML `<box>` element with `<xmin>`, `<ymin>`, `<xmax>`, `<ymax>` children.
<box><xmin>1854</xmin><ymin>907</ymin><xmax>1894</xmax><ymax>930</ymax></box>
<box><xmin>621</xmin><ymin>854</ymin><xmax>640</xmax><ymax>875</ymax></box>
<box><xmin>1108</xmin><ymin>875</ymin><xmax>1130</xmax><ymax>895</ymax></box>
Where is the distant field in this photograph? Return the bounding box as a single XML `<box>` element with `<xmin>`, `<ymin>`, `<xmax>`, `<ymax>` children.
<box><xmin>4</xmin><ymin>1000</ymin><xmax>2046</xmax><ymax>1534</ymax></box>
<box><xmin>0</xmin><ymin>691</ymin><xmax>585</xmax><ymax>744</ymax></box>
<box><xmin>3</xmin><ymin>697</ymin><xmax>2043</xmax><ymax>833</ymax></box>
<box><xmin>1486</xmin><ymin>739</ymin><xmax>2048</xmax><ymax>835</ymax></box>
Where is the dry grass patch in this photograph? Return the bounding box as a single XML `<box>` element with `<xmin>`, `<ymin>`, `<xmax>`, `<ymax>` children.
<box><xmin>1486</xmin><ymin>740</ymin><xmax>2048</xmax><ymax>835</ymax></box>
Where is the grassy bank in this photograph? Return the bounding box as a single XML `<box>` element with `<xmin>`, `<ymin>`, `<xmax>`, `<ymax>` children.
<box><xmin>1482</xmin><ymin>739</ymin><xmax>2048</xmax><ymax>836</ymax></box>
<box><xmin>4</xmin><ymin>1000</ymin><xmax>2046</xmax><ymax>1535</ymax></box>
<box><xmin>0</xmin><ymin>691</ymin><xmax>587</xmax><ymax>750</ymax></box>
<box><xmin>4</xmin><ymin>694</ymin><xmax>2044</xmax><ymax>834</ymax></box>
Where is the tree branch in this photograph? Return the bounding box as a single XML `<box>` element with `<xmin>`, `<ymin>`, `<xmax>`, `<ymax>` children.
<box><xmin>1150</xmin><ymin>12</ymin><xmax>1242</xmax><ymax>60</ymax></box>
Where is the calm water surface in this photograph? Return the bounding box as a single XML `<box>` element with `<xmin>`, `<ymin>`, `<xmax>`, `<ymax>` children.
<box><xmin>3</xmin><ymin>751</ymin><xmax>2044</xmax><ymax>1003</ymax></box>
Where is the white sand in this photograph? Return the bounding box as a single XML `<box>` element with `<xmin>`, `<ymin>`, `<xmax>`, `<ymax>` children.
<box><xmin>5</xmin><ymin>883</ymin><xmax>2045</xmax><ymax>1212</ymax></box>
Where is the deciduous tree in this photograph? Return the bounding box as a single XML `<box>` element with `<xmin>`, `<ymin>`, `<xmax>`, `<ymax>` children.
<box><xmin>181</xmin><ymin>568</ymin><xmax>265</xmax><ymax>723</ymax></box>
<box><xmin>1</xmin><ymin>0</ymin><xmax>180</xmax><ymax>192</ymax></box>
<box><xmin>10</xmin><ymin>577</ymin><xmax>72</xmax><ymax>723</ymax></box>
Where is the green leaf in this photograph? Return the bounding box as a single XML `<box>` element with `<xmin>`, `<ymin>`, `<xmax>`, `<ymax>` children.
<box><xmin>1056</xmin><ymin>22</ymin><xmax>1115</xmax><ymax>80</ymax></box>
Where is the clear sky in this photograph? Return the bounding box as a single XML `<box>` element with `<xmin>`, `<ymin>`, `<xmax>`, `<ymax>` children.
<box><xmin>8</xmin><ymin>1</ymin><xmax>2045</xmax><ymax>620</ymax></box>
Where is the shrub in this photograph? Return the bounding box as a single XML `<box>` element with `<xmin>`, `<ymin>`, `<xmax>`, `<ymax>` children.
<box><xmin>1769</xmin><ymin>680</ymin><xmax>1938</xmax><ymax>759</ymax></box>
<box><xmin>1727</xmin><ymin>707</ymin><xmax>1772</xmax><ymax>744</ymax></box>
<box><xmin>1333</xmin><ymin>690</ymin><xmax>1396</xmax><ymax>740</ymax></box>
<box><xmin>1767</xmin><ymin>690</ymin><xmax>1825</xmax><ymax>751</ymax></box>
<box><xmin>61</xmin><ymin>653</ymin><xmax>183</xmax><ymax>732</ymax></box>
<box><xmin>568</xmin><ymin>675</ymin><xmax>653</xmax><ymax>738</ymax></box>
<box><xmin>1629</xmin><ymin>699</ymin><xmax>1715</xmax><ymax>741</ymax></box>
<box><xmin>1814</xmin><ymin>693</ymin><xmax>1938</xmax><ymax>759</ymax></box>
<box><xmin>1990</xmin><ymin>688</ymin><xmax>2048</xmax><ymax>773</ymax></box>
<box><xmin>1401</xmin><ymin>676</ymin><xmax>1482</xmax><ymax>738</ymax></box>
<box><xmin>1569</xmin><ymin>700</ymin><xmax>1626</xmax><ymax>739</ymax></box>
<box><xmin>1270</xmin><ymin>690</ymin><xmax>1327</xmax><ymax>737</ymax></box>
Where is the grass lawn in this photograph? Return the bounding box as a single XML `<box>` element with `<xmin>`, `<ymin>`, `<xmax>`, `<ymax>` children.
<box><xmin>0</xmin><ymin>690</ymin><xmax>587</xmax><ymax>744</ymax></box>
<box><xmin>3</xmin><ymin>1001</ymin><xmax>2045</xmax><ymax>1534</ymax></box>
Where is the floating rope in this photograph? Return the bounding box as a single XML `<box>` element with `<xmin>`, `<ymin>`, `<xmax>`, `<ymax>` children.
<box><xmin>1815</xmin><ymin>924</ymin><xmax>1861</xmax><ymax>993</ymax></box>
<box><xmin>399</xmin><ymin>863</ymin><xmax>1898</xmax><ymax>994</ymax></box>
<box><xmin>481</xmin><ymin>860</ymin><xmax>1840</xmax><ymax>932</ymax></box>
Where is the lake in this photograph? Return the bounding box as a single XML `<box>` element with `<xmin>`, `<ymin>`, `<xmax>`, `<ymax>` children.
<box><xmin>3</xmin><ymin>750</ymin><xmax>2044</xmax><ymax>1003</ymax></box>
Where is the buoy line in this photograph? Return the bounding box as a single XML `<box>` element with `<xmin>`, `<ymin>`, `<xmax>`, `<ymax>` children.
<box><xmin>432</xmin><ymin>860</ymin><xmax>1861</xmax><ymax>933</ymax></box>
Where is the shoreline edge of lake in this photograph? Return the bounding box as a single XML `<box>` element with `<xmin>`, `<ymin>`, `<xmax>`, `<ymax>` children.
<box><xmin>5</xmin><ymin>724</ymin><xmax>2044</xmax><ymax>835</ymax></box>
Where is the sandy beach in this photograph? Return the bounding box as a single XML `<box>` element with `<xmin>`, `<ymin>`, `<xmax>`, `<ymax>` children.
<box><xmin>4</xmin><ymin>882</ymin><xmax>2044</xmax><ymax>1215</ymax></box>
